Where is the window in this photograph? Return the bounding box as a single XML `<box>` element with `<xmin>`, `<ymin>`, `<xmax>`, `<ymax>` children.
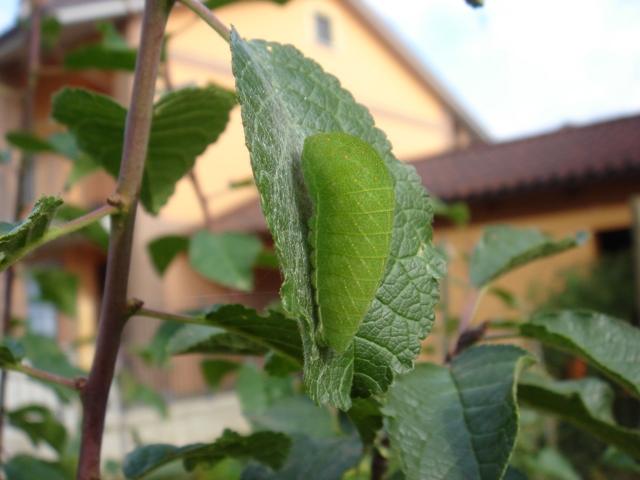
<box><xmin>315</xmin><ymin>12</ymin><xmax>332</xmax><ymax>46</ymax></box>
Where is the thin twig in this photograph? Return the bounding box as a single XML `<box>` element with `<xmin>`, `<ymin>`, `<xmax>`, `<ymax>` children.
<box><xmin>76</xmin><ymin>0</ymin><xmax>172</xmax><ymax>477</ymax></box>
<box><xmin>177</xmin><ymin>0</ymin><xmax>231</xmax><ymax>42</ymax></box>
<box><xmin>188</xmin><ymin>170</ymin><xmax>215</xmax><ymax>230</ymax></box>
<box><xmin>13</xmin><ymin>364</ymin><xmax>79</xmax><ymax>391</ymax></box>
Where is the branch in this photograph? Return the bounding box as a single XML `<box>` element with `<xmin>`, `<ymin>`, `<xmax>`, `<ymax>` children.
<box><xmin>189</xmin><ymin>170</ymin><xmax>215</xmax><ymax>230</ymax></box>
<box><xmin>177</xmin><ymin>0</ymin><xmax>231</xmax><ymax>42</ymax></box>
<box><xmin>77</xmin><ymin>0</ymin><xmax>172</xmax><ymax>478</ymax></box>
<box><xmin>13</xmin><ymin>364</ymin><xmax>80</xmax><ymax>391</ymax></box>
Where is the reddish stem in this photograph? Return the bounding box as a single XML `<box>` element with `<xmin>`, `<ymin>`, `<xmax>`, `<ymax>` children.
<box><xmin>76</xmin><ymin>1</ymin><xmax>171</xmax><ymax>478</ymax></box>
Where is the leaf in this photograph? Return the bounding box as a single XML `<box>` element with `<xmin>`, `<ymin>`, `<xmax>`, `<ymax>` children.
<box><xmin>430</xmin><ymin>197</ymin><xmax>470</xmax><ymax>225</ymax></box>
<box><xmin>168</xmin><ymin>325</ymin><xmax>269</xmax><ymax>357</ymax></box>
<box><xmin>64</xmin><ymin>22</ymin><xmax>138</xmax><ymax>71</ymax></box>
<box><xmin>520</xmin><ymin>310</ymin><xmax>640</xmax><ymax>398</ymax></box>
<box><xmin>247</xmin><ymin>396</ymin><xmax>336</xmax><ymax>440</ymax></box>
<box><xmin>469</xmin><ymin>225</ymin><xmax>586</xmax><ymax>288</ymax></box>
<box><xmin>386</xmin><ymin>345</ymin><xmax>535</xmax><ymax>480</ymax></box>
<box><xmin>0</xmin><ymin>222</ymin><xmax>14</xmax><ymax>235</ymax></box>
<box><xmin>517</xmin><ymin>372</ymin><xmax>640</xmax><ymax>460</ymax></box>
<box><xmin>67</xmin><ymin>153</ymin><xmax>102</xmax><ymax>186</ymax></box>
<box><xmin>503</xmin><ymin>466</ymin><xmax>528</xmax><ymax>480</ymax></box>
<box><xmin>231</xmin><ymin>29</ymin><xmax>444</xmax><ymax>410</ymax></box>
<box><xmin>264</xmin><ymin>351</ymin><xmax>300</xmax><ymax>377</ymax></box>
<box><xmin>54</xmin><ymin>205</ymin><xmax>109</xmax><ymax>252</ymax></box>
<box><xmin>8</xmin><ymin>404</ymin><xmax>67</xmax><ymax>453</ymax></box>
<box><xmin>345</xmin><ymin>397</ymin><xmax>383</xmax><ymax>446</ymax></box>
<box><xmin>200</xmin><ymin>359</ymin><xmax>240</xmax><ymax>390</ymax></box>
<box><xmin>122</xmin><ymin>429</ymin><xmax>292</xmax><ymax>479</ymax></box>
<box><xmin>132</xmin><ymin>321</ymin><xmax>185</xmax><ymax>367</ymax></box>
<box><xmin>241</xmin><ymin>434</ymin><xmax>362</xmax><ymax>480</ymax></box>
<box><xmin>0</xmin><ymin>195</ymin><xmax>64</xmax><ymax>272</ymax></box>
<box><xmin>189</xmin><ymin>231</ymin><xmax>262</xmax><ymax>291</ymax></box>
<box><xmin>30</xmin><ymin>267</ymin><xmax>79</xmax><ymax>317</ymax></box>
<box><xmin>3</xmin><ymin>455</ymin><xmax>68</xmax><ymax>480</ymax></box>
<box><xmin>520</xmin><ymin>448</ymin><xmax>580</xmax><ymax>480</ymax></box>
<box><xmin>52</xmin><ymin>85</ymin><xmax>236</xmax><ymax>214</ymax></box>
<box><xmin>20</xmin><ymin>333</ymin><xmax>85</xmax><ymax>402</ymax></box>
<box><xmin>235</xmin><ymin>362</ymin><xmax>295</xmax><ymax>415</ymax></box>
<box><xmin>170</xmin><ymin>304</ymin><xmax>303</xmax><ymax>364</ymax></box>
<box><xmin>119</xmin><ymin>371</ymin><xmax>168</xmax><ymax>418</ymax></box>
<box><xmin>147</xmin><ymin>235</ymin><xmax>189</xmax><ymax>275</ymax></box>
<box><xmin>6</xmin><ymin>131</ymin><xmax>57</xmax><ymax>153</ymax></box>
<box><xmin>0</xmin><ymin>339</ymin><xmax>24</xmax><ymax>368</ymax></box>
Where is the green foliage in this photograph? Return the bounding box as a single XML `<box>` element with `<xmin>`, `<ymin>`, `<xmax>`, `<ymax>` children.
<box><xmin>520</xmin><ymin>310</ymin><xmax>640</xmax><ymax>399</ymax></box>
<box><xmin>200</xmin><ymin>359</ymin><xmax>240</xmax><ymax>390</ymax></box>
<box><xmin>0</xmin><ymin>195</ymin><xmax>63</xmax><ymax>272</ymax></box>
<box><xmin>147</xmin><ymin>235</ymin><xmax>189</xmax><ymax>275</ymax></box>
<box><xmin>118</xmin><ymin>371</ymin><xmax>168</xmax><ymax>418</ymax></box>
<box><xmin>231</xmin><ymin>27</ymin><xmax>444</xmax><ymax>410</ymax></box>
<box><xmin>386</xmin><ymin>345</ymin><xmax>535</xmax><ymax>480</ymax></box>
<box><xmin>122</xmin><ymin>429</ymin><xmax>292</xmax><ymax>479</ymax></box>
<box><xmin>29</xmin><ymin>267</ymin><xmax>79</xmax><ymax>317</ymax></box>
<box><xmin>3</xmin><ymin>455</ymin><xmax>69</xmax><ymax>480</ymax></box>
<box><xmin>518</xmin><ymin>372</ymin><xmax>640</xmax><ymax>460</ymax></box>
<box><xmin>55</xmin><ymin>205</ymin><xmax>109</xmax><ymax>252</ymax></box>
<box><xmin>189</xmin><ymin>231</ymin><xmax>263</xmax><ymax>291</ymax></box>
<box><xmin>430</xmin><ymin>197</ymin><xmax>470</xmax><ymax>225</ymax></box>
<box><xmin>470</xmin><ymin>225</ymin><xmax>586</xmax><ymax>288</ymax></box>
<box><xmin>0</xmin><ymin>339</ymin><xmax>24</xmax><ymax>368</ymax></box>
<box><xmin>51</xmin><ymin>85</ymin><xmax>236</xmax><ymax>214</ymax></box>
<box><xmin>345</xmin><ymin>397</ymin><xmax>383</xmax><ymax>446</ymax></box>
<box><xmin>64</xmin><ymin>22</ymin><xmax>138</xmax><ymax>71</ymax></box>
<box><xmin>8</xmin><ymin>404</ymin><xmax>68</xmax><ymax>454</ymax></box>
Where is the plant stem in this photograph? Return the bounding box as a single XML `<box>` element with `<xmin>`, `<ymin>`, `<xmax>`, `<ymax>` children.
<box><xmin>0</xmin><ymin>0</ymin><xmax>42</xmax><ymax>466</ymax></box>
<box><xmin>189</xmin><ymin>170</ymin><xmax>215</xmax><ymax>230</ymax></box>
<box><xmin>13</xmin><ymin>364</ymin><xmax>78</xmax><ymax>391</ymax></box>
<box><xmin>177</xmin><ymin>0</ymin><xmax>231</xmax><ymax>42</ymax></box>
<box><xmin>76</xmin><ymin>1</ymin><xmax>172</xmax><ymax>478</ymax></box>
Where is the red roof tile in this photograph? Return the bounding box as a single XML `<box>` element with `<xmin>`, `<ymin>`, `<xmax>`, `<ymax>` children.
<box><xmin>410</xmin><ymin>114</ymin><xmax>640</xmax><ymax>201</ymax></box>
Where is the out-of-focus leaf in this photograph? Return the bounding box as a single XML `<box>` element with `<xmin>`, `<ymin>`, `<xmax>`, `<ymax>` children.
<box><xmin>189</xmin><ymin>231</ymin><xmax>262</xmax><ymax>291</ymax></box>
<box><xmin>122</xmin><ymin>430</ymin><xmax>292</xmax><ymax>479</ymax></box>
<box><xmin>520</xmin><ymin>310</ymin><xmax>640</xmax><ymax>399</ymax></box>
<box><xmin>64</xmin><ymin>22</ymin><xmax>137</xmax><ymax>71</ymax></box>
<box><xmin>235</xmin><ymin>362</ymin><xmax>294</xmax><ymax>415</ymax></box>
<box><xmin>346</xmin><ymin>397</ymin><xmax>383</xmax><ymax>446</ymax></box>
<box><xmin>240</xmin><ymin>433</ymin><xmax>362</xmax><ymax>480</ymax></box>
<box><xmin>40</xmin><ymin>16</ymin><xmax>62</xmax><ymax>52</ymax></box>
<box><xmin>470</xmin><ymin>225</ymin><xmax>586</xmax><ymax>288</ymax></box>
<box><xmin>54</xmin><ymin>204</ymin><xmax>109</xmax><ymax>252</ymax></box>
<box><xmin>20</xmin><ymin>333</ymin><xmax>85</xmax><ymax>402</ymax></box>
<box><xmin>518</xmin><ymin>372</ymin><xmax>640</xmax><ymax>460</ymax></box>
<box><xmin>264</xmin><ymin>351</ymin><xmax>300</xmax><ymax>377</ymax></box>
<box><xmin>30</xmin><ymin>267</ymin><xmax>79</xmax><ymax>317</ymax></box>
<box><xmin>132</xmin><ymin>322</ymin><xmax>184</xmax><ymax>367</ymax></box>
<box><xmin>0</xmin><ymin>339</ymin><xmax>24</xmax><ymax>368</ymax></box>
<box><xmin>148</xmin><ymin>235</ymin><xmax>189</xmax><ymax>276</ymax></box>
<box><xmin>52</xmin><ymin>85</ymin><xmax>236</xmax><ymax>214</ymax></box>
<box><xmin>6</xmin><ymin>131</ymin><xmax>56</xmax><ymax>153</ymax></box>
<box><xmin>119</xmin><ymin>371</ymin><xmax>168</xmax><ymax>418</ymax></box>
<box><xmin>430</xmin><ymin>197</ymin><xmax>470</xmax><ymax>225</ymax></box>
<box><xmin>200</xmin><ymin>359</ymin><xmax>240</xmax><ymax>390</ymax></box>
<box><xmin>8</xmin><ymin>404</ymin><xmax>67</xmax><ymax>453</ymax></box>
<box><xmin>3</xmin><ymin>455</ymin><xmax>68</xmax><ymax>480</ymax></box>
<box><xmin>0</xmin><ymin>196</ymin><xmax>64</xmax><ymax>272</ymax></box>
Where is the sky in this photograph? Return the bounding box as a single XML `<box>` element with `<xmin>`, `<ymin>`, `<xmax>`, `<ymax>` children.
<box><xmin>362</xmin><ymin>0</ymin><xmax>640</xmax><ymax>140</ymax></box>
<box><xmin>1</xmin><ymin>0</ymin><xmax>639</xmax><ymax>141</ymax></box>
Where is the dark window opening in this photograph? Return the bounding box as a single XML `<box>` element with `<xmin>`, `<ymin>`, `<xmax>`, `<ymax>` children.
<box><xmin>596</xmin><ymin>227</ymin><xmax>632</xmax><ymax>254</ymax></box>
<box><xmin>315</xmin><ymin>13</ymin><xmax>332</xmax><ymax>46</ymax></box>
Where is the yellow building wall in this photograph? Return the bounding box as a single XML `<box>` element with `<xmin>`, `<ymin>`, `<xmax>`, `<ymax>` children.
<box><xmin>145</xmin><ymin>0</ymin><xmax>457</xmax><ymax>225</ymax></box>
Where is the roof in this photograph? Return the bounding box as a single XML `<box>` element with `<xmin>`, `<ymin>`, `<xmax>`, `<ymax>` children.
<box><xmin>0</xmin><ymin>0</ymin><xmax>490</xmax><ymax>142</ymax></box>
<box><xmin>410</xmin><ymin>114</ymin><xmax>640</xmax><ymax>201</ymax></box>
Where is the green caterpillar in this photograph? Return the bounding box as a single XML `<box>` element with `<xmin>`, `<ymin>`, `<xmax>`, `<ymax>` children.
<box><xmin>301</xmin><ymin>132</ymin><xmax>395</xmax><ymax>353</ymax></box>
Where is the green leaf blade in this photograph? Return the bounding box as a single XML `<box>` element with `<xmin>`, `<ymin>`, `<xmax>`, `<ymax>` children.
<box><xmin>386</xmin><ymin>345</ymin><xmax>535</xmax><ymax>480</ymax></box>
<box><xmin>520</xmin><ymin>310</ymin><xmax>640</xmax><ymax>399</ymax></box>
<box><xmin>518</xmin><ymin>372</ymin><xmax>640</xmax><ymax>460</ymax></box>
<box><xmin>147</xmin><ymin>235</ymin><xmax>189</xmax><ymax>275</ymax></box>
<box><xmin>122</xmin><ymin>430</ymin><xmax>292</xmax><ymax>479</ymax></box>
<box><xmin>231</xmin><ymin>29</ymin><xmax>443</xmax><ymax>409</ymax></box>
<box><xmin>470</xmin><ymin>225</ymin><xmax>585</xmax><ymax>288</ymax></box>
<box><xmin>189</xmin><ymin>231</ymin><xmax>262</xmax><ymax>291</ymax></box>
<box><xmin>8</xmin><ymin>404</ymin><xmax>67</xmax><ymax>453</ymax></box>
<box><xmin>0</xmin><ymin>195</ymin><xmax>64</xmax><ymax>272</ymax></box>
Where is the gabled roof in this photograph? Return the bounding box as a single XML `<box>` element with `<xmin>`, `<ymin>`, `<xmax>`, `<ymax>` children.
<box><xmin>411</xmin><ymin>114</ymin><xmax>640</xmax><ymax>201</ymax></box>
<box><xmin>0</xmin><ymin>0</ymin><xmax>490</xmax><ymax>142</ymax></box>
